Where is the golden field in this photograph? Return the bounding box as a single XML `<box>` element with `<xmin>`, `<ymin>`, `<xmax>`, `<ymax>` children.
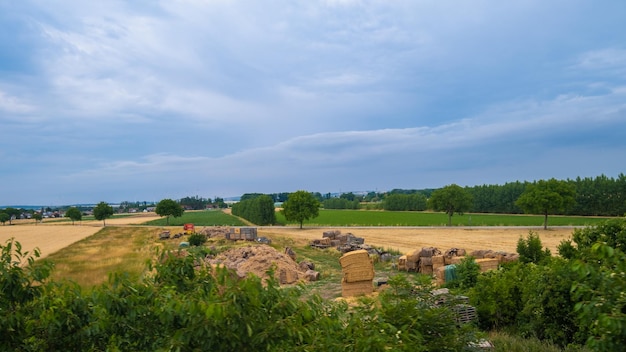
<box><xmin>259</xmin><ymin>227</ymin><xmax>575</xmax><ymax>255</ymax></box>
<box><xmin>0</xmin><ymin>214</ymin><xmax>162</xmax><ymax>259</ymax></box>
<box><xmin>2</xmin><ymin>212</ymin><xmax>577</xmax><ymax>263</ymax></box>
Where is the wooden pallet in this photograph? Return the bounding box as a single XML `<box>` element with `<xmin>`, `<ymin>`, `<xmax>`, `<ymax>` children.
<box><xmin>453</xmin><ymin>304</ymin><xmax>477</xmax><ymax>324</ymax></box>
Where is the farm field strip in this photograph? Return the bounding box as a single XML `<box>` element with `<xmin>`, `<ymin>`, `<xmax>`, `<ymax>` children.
<box><xmin>259</xmin><ymin>227</ymin><xmax>574</xmax><ymax>255</ymax></box>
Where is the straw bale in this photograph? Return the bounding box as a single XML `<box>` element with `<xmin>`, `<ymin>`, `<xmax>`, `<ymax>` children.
<box><xmin>406</xmin><ymin>249</ymin><xmax>421</xmax><ymax>263</ymax></box>
<box><xmin>470</xmin><ymin>249</ymin><xmax>494</xmax><ymax>259</ymax></box>
<box><xmin>398</xmin><ymin>255</ymin><xmax>407</xmax><ymax>266</ymax></box>
<box><xmin>343</xmin><ymin>268</ymin><xmax>375</xmax><ymax>283</ymax></box>
<box><xmin>433</xmin><ymin>262</ymin><xmax>445</xmax><ymax>271</ymax></box>
<box><xmin>406</xmin><ymin>261</ymin><xmax>417</xmax><ymax>270</ymax></box>
<box><xmin>420</xmin><ymin>264</ymin><xmax>433</xmax><ymax>275</ymax></box>
<box><xmin>279</xmin><ymin>268</ymin><xmax>298</xmax><ymax>284</ymax></box>
<box><xmin>432</xmin><ymin>255</ymin><xmax>444</xmax><ymax>265</ymax></box>
<box><xmin>420</xmin><ymin>247</ymin><xmax>441</xmax><ymax>257</ymax></box>
<box><xmin>341</xmin><ymin>279</ymin><xmax>373</xmax><ymax>297</ymax></box>
<box><xmin>435</xmin><ymin>266</ymin><xmax>446</xmax><ymax>285</ymax></box>
<box><xmin>484</xmin><ymin>250</ymin><xmax>497</xmax><ymax>259</ymax></box>
<box><xmin>421</xmin><ymin>256</ymin><xmax>433</xmax><ymax>266</ymax></box>
<box><xmin>450</xmin><ymin>256</ymin><xmax>464</xmax><ymax>265</ymax></box>
<box><xmin>331</xmin><ymin>240</ymin><xmax>341</xmax><ymax>247</ymax></box>
<box><xmin>339</xmin><ymin>250</ymin><xmax>370</xmax><ymax>267</ymax></box>
<box><xmin>475</xmin><ymin>258</ymin><xmax>499</xmax><ymax>272</ymax></box>
<box><xmin>501</xmin><ymin>253</ymin><xmax>519</xmax><ymax>263</ymax></box>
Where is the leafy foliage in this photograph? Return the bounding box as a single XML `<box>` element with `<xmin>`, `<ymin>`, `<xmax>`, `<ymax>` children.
<box><xmin>155</xmin><ymin>198</ymin><xmax>184</xmax><ymax>225</ymax></box>
<box><xmin>323</xmin><ymin>197</ymin><xmax>360</xmax><ymax>209</ymax></box>
<box><xmin>281</xmin><ymin>190</ymin><xmax>321</xmax><ymax>229</ymax></box>
<box><xmin>428</xmin><ymin>184</ymin><xmax>473</xmax><ymax>226</ymax></box>
<box><xmin>515</xmin><ymin>178</ymin><xmax>576</xmax><ymax>229</ymax></box>
<box><xmin>0</xmin><ymin>238</ymin><xmax>488</xmax><ymax>351</ymax></box>
<box><xmin>187</xmin><ymin>233</ymin><xmax>207</xmax><ymax>246</ymax></box>
<box><xmin>93</xmin><ymin>201</ymin><xmax>114</xmax><ymax>226</ymax></box>
<box><xmin>231</xmin><ymin>194</ymin><xmax>276</xmax><ymax>225</ymax></box>
<box><xmin>383</xmin><ymin>193</ymin><xmax>427</xmax><ymax>211</ymax></box>
<box><xmin>516</xmin><ymin>231</ymin><xmax>551</xmax><ymax>264</ymax></box>
<box><xmin>0</xmin><ymin>212</ymin><xmax>9</xmax><ymax>225</ymax></box>
<box><xmin>64</xmin><ymin>207</ymin><xmax>82</xmax><ymax>225</ymax></box>
<box><xmin>446</xmin><ymin>256</ymin><xmax>481</xmax><ymax>289</ymax></box>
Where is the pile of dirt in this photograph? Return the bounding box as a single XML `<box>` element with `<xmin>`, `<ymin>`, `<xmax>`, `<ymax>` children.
<box><xmin>205</xmin><ymin>244</ymin><xmax>319</xmax><ymax>285</ymax></box>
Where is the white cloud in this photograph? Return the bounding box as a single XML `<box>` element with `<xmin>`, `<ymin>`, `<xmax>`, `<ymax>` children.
<box><xmin>0</xmin><ymin>90</ymin><xmax>36</xmax><ymax>116</ymax></box>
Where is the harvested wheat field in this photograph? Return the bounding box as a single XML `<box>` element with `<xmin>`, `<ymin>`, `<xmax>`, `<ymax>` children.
<box><xmin>259</xmin><ymin>227</ymin><xmax>576</xmax><ymax>255</ymax></box>
<box><xmin>0</xmin><ymin>213</ymin><xmax>161</xmax><ymax>259</ymax></box>
<box><xmin>0</xmin><ymin>225</ymin><xmax>102</xmax><ymax>259</ymax></box>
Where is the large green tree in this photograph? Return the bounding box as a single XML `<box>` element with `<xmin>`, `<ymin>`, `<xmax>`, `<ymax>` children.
<box><xmin>93</xmin><ymin>202</ymin><xmax>114</xmax><ymax>227</ymax></box>
<box><xmin>515</xmin><ymin>178</ymin><xmax>576</xmax><ymax>230</ymax></box>
<box><xmin>428</xmin><ymin>184</ymin><xmax>473</xmax><ymax>226</ymax></box>
<box><xmin>155</xmin><ymin>199</ymin><xmax>184</xmax><ymax>225</ymax></box>
<box><xmin>281</xmin><ymin>190</ymin><xmax>320</xmax><ymax>229</ymax></box>
<box><xmin>65</xmin><ymin>207</ymin><xmax>82</xmax><ymax>225</ymax></box>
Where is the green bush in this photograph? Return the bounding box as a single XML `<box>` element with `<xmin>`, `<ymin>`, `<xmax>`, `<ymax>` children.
<box><xmin>188</xmin><ymin>233</ymin><xmax>207</xmax><ymax>246</ymax></box>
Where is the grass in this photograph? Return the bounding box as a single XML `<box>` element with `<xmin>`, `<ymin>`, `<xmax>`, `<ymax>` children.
<box><xmin>41</xmin><ymin>227</ymin><xmax>166</xmax><ymax>288</ymax></box>
<box><xmin>489</xmin><ymin>331</ymin><xmax>591</xmax><ymax>352</ymax></box>
<box><xmin>275</xmin><ymin>209</ymin><xmax>610</xmax><ymax>227</ymax></box>
<box><xmin>143</xmin><ymin>210</ymin><xmax>247</xmax><ymax>226</ymax></box>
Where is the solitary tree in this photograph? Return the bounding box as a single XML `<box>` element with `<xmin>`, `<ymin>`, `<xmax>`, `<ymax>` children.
<box><xmin>428</xmin><ymin>184</ymin><xmax>473</xmax><ymax>226</ymax></box>
<box><xmin>93</xmin><ymin>201</ymin><xmax>114</xmax><ymax>227</ymax></box>
<box><xmin>281</xmin><ymin>190</ymin><xmax>321</xmax><ymax>229</ymax></box>
<box><xmin>155</xmin><ymin>199</ymin><xmax>184</xmax><ymax>225</ymax></box>
<box><xmin>516</xmin><ymin>178</ymin><xmax>576</xmax><ymax>230</ymax></box>
<box><xmin>0</xmin><ymin>213</ymin><xmax>9</xmax><ymax>226</ymax></box>
<box><xmin>65</xmin><ymin>207</ymin><xmax>82</xmax><ymax>225</ymax></box>
<box><xmin>32</xmin><ymin>213</ymin><xmax>42</xmax><ymax>225</ymax></box>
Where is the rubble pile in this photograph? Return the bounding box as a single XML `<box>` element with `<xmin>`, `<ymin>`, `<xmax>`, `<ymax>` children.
<box><xmin>205</xmin><ymin>244</ymin><xmax>320</xmax><ymax>285</ymax></box>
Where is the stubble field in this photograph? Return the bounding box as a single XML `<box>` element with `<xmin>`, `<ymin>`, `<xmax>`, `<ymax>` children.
<box><xmin>259</xmin><ymin>226</ymin><xmax>575</xmax><ymax>255</ymax></box>
<box><xmin>1</xmin><ymin>212</ymin><xmax>576</xmax><ymax>263</ymax></box>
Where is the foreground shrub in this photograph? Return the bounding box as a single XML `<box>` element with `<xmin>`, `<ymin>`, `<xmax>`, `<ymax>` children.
<box><xmin>1</xmin><ymin>239</ymin><xmax>488</xmax><ymax>351</ymax></box>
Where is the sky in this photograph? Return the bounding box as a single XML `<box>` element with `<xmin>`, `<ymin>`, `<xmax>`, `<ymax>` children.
<box><xmin>1</xmin><ymin>0</ymin><xmax>626</xmax><ymax>206</ymax></box>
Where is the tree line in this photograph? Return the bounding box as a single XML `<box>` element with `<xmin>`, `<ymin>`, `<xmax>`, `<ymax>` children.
<box><xmin>231</xmin><ymin>195</ymin><xmax>276</xmax><ymax>225</ymax></box>
<box><xmin>299</xmin><ymin>173</ymin><xmax>626</xmax><ymax>216</ymax></box>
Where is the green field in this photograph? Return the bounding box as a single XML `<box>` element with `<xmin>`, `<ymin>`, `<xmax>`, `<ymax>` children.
<box><xmin>139</xmin><ymin>209</ymin><xmax>611</xmax><ymax>227</ymax></box>
<box><xmin>143</xmin><ymin>210</ymin><xmax>247</xmax><ymax>226</ymax></box>
<box><xmin>275</xmin><ymin>209</ymin><xmax>610</xmax><ymax>227</ymax></box>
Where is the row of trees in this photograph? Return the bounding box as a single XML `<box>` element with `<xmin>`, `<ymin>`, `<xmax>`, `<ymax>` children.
<box><xmin>231</xmin><ymin>195</ymin><xmax>276</xmax><ymax>225</ymax></box>
<box><xmin>233</xmin><ymin>191</ymin><xmax>321</xmax><ymax>229</ymax></box>
<box><xmin>230</xmin><ymin>179</ymin><xmax>578</xmax><ymax>229</ymax></box>
<box><xmin>295</xmin><ymin>173</ymin><xmax>625</xmax><ymax>216</ymax></box>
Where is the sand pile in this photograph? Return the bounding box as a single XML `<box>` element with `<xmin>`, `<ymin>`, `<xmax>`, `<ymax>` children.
<box><xmin>205</xmin><ymin>244</ymin><xmax>318</xmax><ymax>285</ymax></box>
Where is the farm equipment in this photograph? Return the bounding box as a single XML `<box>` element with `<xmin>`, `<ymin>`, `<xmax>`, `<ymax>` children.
<box><xmin>183</xmin><ymin>223</ymin><xmax>195</xmax><ymax>235</ymax></box>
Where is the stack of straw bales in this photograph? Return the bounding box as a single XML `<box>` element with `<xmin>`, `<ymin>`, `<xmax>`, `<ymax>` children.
<box><xmin>340</xmin><ymin>250</ymin><xmax>374</xmax><ymax>297</ymax></box>
<box><xmin>443</xmin><ymin>248</ymin><xmax>467</xmax><ymax>265</ymax></box>
<box><xmin>419</xmin><ymin>247</ymin><xmax>443</xmax><ymax>274</ymax></box>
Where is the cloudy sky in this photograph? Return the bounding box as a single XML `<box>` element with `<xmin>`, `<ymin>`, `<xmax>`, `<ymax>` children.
<box><xmin>1</xmin><ymin>1</ymin><xmax>625</xmax><ymax>205</ymax></box>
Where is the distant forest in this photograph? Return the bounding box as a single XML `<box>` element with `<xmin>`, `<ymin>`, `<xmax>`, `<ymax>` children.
<box><xmin>253</xmin><ymin>174</ymin><xmax>626</xmax><ymax>217</ymax></box>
